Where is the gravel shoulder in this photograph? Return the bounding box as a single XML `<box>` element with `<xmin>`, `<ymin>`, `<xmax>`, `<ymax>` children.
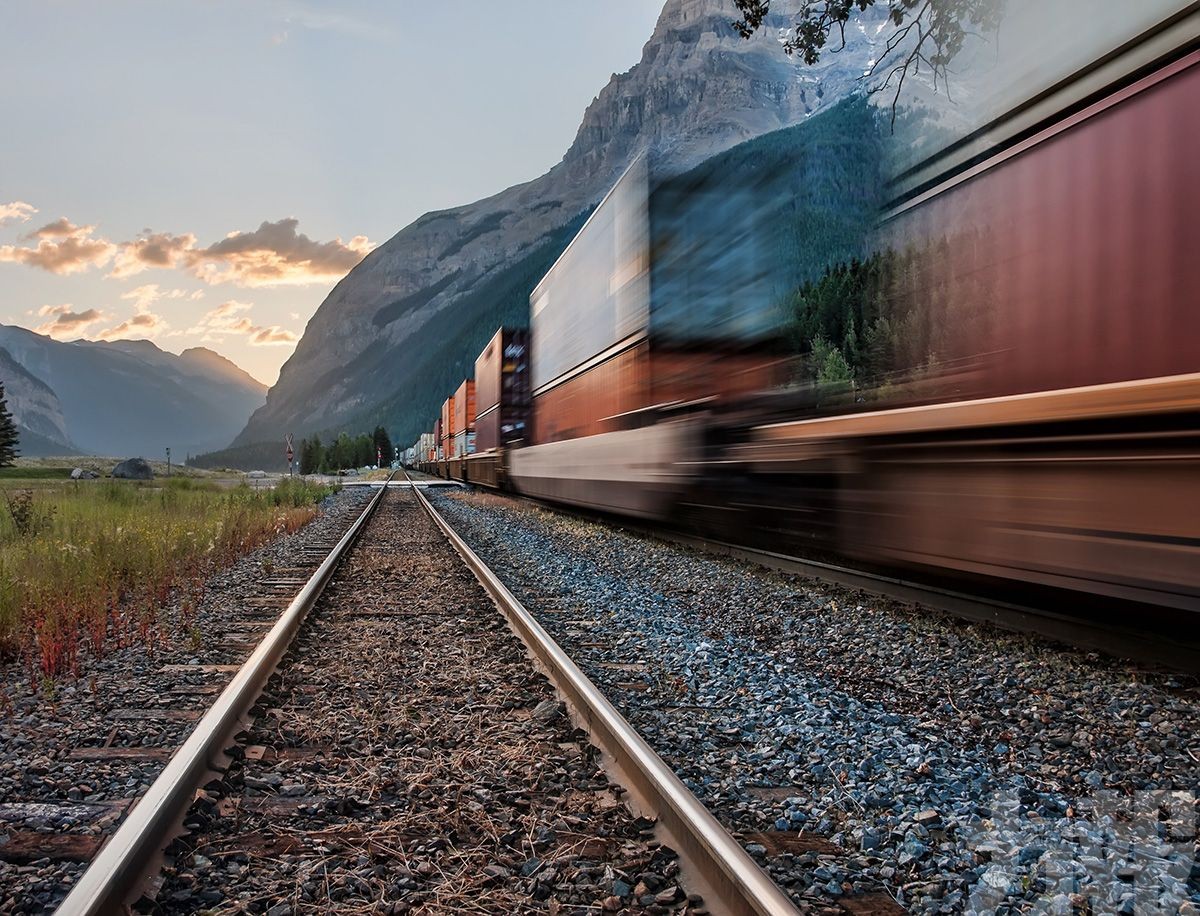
<box><xmin>0</xmin><ymin>488</ymin><xmax>375</xmax><ymax>914</ymax></box>
<box><xmin>155</xmin><ymin>488</ymin><xmax>697</xmax><ymax>915</ymax></box>
<box><xmin>428</xmin><ymin>487</ymin><xmax>1200</xmax><ymax>916</ymax></box>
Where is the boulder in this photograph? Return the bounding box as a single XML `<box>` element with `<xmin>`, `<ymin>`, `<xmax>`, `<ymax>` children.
<box><xmin>70</xmin><ymin>467</ymin><xmax>99</xmax><ymax>480</ymax></box>
<box><xmin>112</xmin><ymin>458</ymin><xmax>154</xmax><ymax>480</ymax></box>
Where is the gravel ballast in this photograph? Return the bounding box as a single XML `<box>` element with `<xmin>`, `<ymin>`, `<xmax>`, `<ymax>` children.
<box><xmin>155</xmin><ymin>487</ymin><xmax>697</xmax><ymax>914</ymax></box>
<box><xmin>428</xmin><ymin>487</ymin><xmax>1200</xmax><ymax>916</ymax></box>
<box><xmin>0</xmin><ymin>487</ymin><xmax>374</xmax><ymax>914</ymax></box>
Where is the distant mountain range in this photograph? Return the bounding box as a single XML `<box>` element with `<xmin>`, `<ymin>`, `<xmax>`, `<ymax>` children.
<box><xmin>0</xmin><ymin>324</ymin><xmax>266</xmax><ymax>458</ymax></box>
<box><xmin>206</xmin><ymin>0</ymin><xmax>884</xmax><ymax>469</ymax></box>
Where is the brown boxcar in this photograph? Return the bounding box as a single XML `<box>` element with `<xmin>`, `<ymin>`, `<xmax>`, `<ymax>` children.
<box><xmin>475</xmin><ymin>328</ymin><xmax>531</xmax><ymax>452</ymax></box>
<box><xmin>532</xmin><ymin>340</ymin><xmax>787</xmax><ymax>444</ymax></box>
<box><xmin>736</xmin><ymin>46</ymin><xmax>1200</xmax><ymax>611</ymax></box>
<box><xmin>872</xmin><ymin>51</ymin><xmax>1200</xmax><ymax>404</ymax></box>
<box><xmin>463</xmin><ymin>451</ymin><xmax>505</xmax><ymax>489</ymax></box>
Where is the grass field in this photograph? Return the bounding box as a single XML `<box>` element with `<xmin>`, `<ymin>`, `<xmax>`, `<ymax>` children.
<box><xmin>12</xmin><ymin>456</ymin><xmax>224</xmax><ymax>479</ymax></box>
<box><xmin>0</xmin><ymin>476</ymin><xmax>337</xmax><ymax>682</ymax></box>
<box><xmin>0</xmin><ymin>467</ymin><xmax>74</xmax><ymax>479</ymax></box>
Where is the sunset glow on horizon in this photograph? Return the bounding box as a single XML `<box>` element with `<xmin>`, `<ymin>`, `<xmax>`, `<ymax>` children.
<box><xmin>0</xmin><ymin>0</ymin><xmax>663</xmax><ymax>384</ymax></box>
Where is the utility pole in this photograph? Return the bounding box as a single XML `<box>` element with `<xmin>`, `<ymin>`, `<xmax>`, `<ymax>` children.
<box><xmin>165</xmin><ymin>447</ymin><xmax>171</xmax><ymax>478</ymax></box>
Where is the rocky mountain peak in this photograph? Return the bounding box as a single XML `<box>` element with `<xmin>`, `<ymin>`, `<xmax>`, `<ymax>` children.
<box><xmin>233</xmin><ymin>0</ymin><xmax>882</xmax><ymax>454</ymax></box>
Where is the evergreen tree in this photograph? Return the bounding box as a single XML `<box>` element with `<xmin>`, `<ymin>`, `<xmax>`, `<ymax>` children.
<box><xmin>299</xmin><ymin>436</ymin><xmax>323</xmax><ymax>475</ymax></box>
<box><xmin>354</xmin><ymin>434</ymin><xmax>374</xmax><ymax>468</ymax></box>
<box><xmin>0</xmin><ymin>383</ymin><xmax>19</xmax><ymax>467</ymax></box>
<box><xmin>372</xmin><ymin>425</ymin><xmax>393</xmax><ymax>466</ymax></box>
<box><xmin>330</xmin><ymin>433</ymin><xmax>353</xmax><ymax>471</ymax></box>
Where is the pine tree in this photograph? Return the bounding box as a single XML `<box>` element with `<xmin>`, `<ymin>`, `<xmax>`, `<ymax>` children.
<box><xmin>0</xmin><ymin>383</ymin><xmax>19</xmax><ymax>467</ymax></box>
<box><xmin>301</xmin><ymin>436</ymin><xmax>323</xmax><ymax>475</ymax></box>
<box><xmin>372</xmin><ymin>425</ymin><xmax>393</xmax><ymax>467</ymax></box>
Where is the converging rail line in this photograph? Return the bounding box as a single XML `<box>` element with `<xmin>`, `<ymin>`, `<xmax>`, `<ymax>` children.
<box><xmin>420</xmin><ymin>484</ymin><xmax>1200</xmax><ymax>914</ymax></box>
<box><xmin>56</xmin><ymin>476</ymin><xmax>394</xmax><ymax>914</ymax></box>
<box><xmin>50</xmin><ymin>475</ymin><xmax>812</xmax><ymax>915</ymax></box>
<box><xmin>409</xmin><ymin>473</ymin><xmax>801</xmax><ymax>916</ymax></box>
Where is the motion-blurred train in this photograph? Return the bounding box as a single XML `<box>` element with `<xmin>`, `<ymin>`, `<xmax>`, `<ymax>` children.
<box><xmin>413</xmin><ymin>1</ymin><xmax>1200</xmax><ymax>616</ymax></box>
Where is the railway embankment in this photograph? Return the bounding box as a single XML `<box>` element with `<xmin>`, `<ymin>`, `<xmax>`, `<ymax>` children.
<box><xmin>429</xmin><ymin>487</ymin><xmax>1200</xmax><ymax>915</ymax></box>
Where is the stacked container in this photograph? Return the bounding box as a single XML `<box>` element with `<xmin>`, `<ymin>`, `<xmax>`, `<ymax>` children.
<box><xmin>416</xmin><ymin>432</ymin><xmax>436</xmax><ymax>463</ymax></box>
<box><xmin>439</xmin><ymin>396</ymin><xmax>455</xmax><ymax>460</ymax></box>
<box><xmin>529</xmin><ymin>156</ymin><xmax>787</xmax><ymax>445</ymax></box>
<box><xmin>452</xmin><ymin>379</ymin><xmax>476</xmax><ymax>457</ymax></box>
<box><xmin>475</xmin><ymin>327</ymin><xmax>531</xmax><ymax>451</ymax></box>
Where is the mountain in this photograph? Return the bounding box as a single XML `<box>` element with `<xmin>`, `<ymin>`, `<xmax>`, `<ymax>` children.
<box><xmin>230</xmin><ymin>0</ymin><xmax>884</xmax><ymax>460</ymax></box>
<box><xmin>0</xmin><ymin>347</ymin><xmax>75</xmax><ymax>456</ymax></box>
<box><xmin>0</xmin><ymin>325</ymin><xmax>267</xmax><ymax>458</ymax></box>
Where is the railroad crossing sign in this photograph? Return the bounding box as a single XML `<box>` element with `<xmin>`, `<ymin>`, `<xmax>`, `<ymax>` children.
<box><xmin>285</xmin><ymin>433</ymin><xmax>294</xmax><ymax>464</ymax></box>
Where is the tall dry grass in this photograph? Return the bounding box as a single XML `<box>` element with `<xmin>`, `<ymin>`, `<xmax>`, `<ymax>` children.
<box><xmin>0</xmin><ymin>477</ymin><xmax>336</xmax><ymax>683</ymax></box>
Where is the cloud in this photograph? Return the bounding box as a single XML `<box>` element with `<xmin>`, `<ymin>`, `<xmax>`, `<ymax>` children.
<box><xmin>276</xmin><ymin>5</ymin><xmax>391</xmax><ymax>41</ymax></box>
<box><xmin>95</xmin><ymin>309</ymin><xmax>168</xmax><ymax>341</ymax></box>
<box><xmin>1</xmin><ymin>211</ymin><xmax>370</xmax><ymax>287</ymax></box>
<box><xmin>34</xmin><ymin>304</ymin><xmax>107</xmax><ymax>339</ymax></box>
<box><xmin>109</xmin><ymin>231</ymin><xmax>197</xmax><ymax>279</ymax></box>
<box><xmin>0</xmin><ymin>219</ymin><xmax>115</xmax><ymax>274</ymax></box>
<box><xmin>0</xmin><ymin>202</ymin><xmax>37</xmax><ymax>226</ymax></box>
<box><xmin>188</xmin><ymin>299</ymin><xmax>298</xmax><ymax>346</ymax></box>
<box><xmin>187</xmin><ymin>299</ymin><xmax>251</xmax><ymax>332</ymax></box>
<box><xmin>185</xmin><ymin>218</ymin><xmax>373</xmax><ymax>287</ymax></box>
<box><xmin>25</xmin><ymin>217</ymin><xmax>87</xmax><ymax>239</ymax></box>
<box><xmin>246</xmin><ymin>323</ymin><xmax>297</xmax><ymax>346</ymax></box>
<box><xmin>120</xmin><ymin>283</ymin><xmax>191</xmax><ymax>311</ymax></box>
<box><xmin>94</xmin><ymin>297</ymin><xmax>169</xmax><ymax>342</ymax></box>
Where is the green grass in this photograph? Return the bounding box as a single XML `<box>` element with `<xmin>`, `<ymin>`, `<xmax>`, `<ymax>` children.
<box><xmin>0</xmin><ymin>477</ymin><xmax>337</xmax><ymax>682</ymax></box>
<box><xmin>0</xmin><ymin>467</ymin><xmax>75</xmax><ymax>479</ymax></box>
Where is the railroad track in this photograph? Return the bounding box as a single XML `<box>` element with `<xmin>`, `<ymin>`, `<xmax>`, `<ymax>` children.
<box><xmin>0</xmin><ymin>486</ymin><xmax>377</xmax><ymax>912</ymax></box>
<box><xmin>45</xmin><ymin>476</ymin><xmax>807</xmax><ymax>915</ymax></box>
<box><xmin>421</xmin><ymin>485</ymin><xmax>1200</xmax><ymax>915</ymax></box>
<box><xmin>47</xmin><ymin>479</ymin><xmax>391</xmax><ymax>915</ymax></box>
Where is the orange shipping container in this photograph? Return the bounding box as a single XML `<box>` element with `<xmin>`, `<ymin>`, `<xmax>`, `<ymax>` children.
<box><xmin>440</xmin><ymin>395</ymin><xmax>456</xmax><ymax>444</ymax></box>
<box><xmin>454</xmin><ymin>379</ymin><xmax>476</xmax><ymax>433</ymax></box>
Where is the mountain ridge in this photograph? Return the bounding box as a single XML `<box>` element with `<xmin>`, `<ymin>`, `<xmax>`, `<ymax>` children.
<box><xmin>0</xmin><ymin>346</ymin><xmax>74</xmax><ymax>456</ymax></box>
<box><xmin>0</xmin><ymin>325</ymin><xmax>267</xmax><ymax>458</ymax></box>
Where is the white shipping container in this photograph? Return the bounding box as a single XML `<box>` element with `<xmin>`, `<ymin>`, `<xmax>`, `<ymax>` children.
<box><xmin>452</xmin><ymin>431</ymin><xmax>476</xmax><ymax>457</ymax></box>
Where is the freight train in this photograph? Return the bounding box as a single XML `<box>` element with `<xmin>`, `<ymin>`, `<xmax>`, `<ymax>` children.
<box><xmin>411</xmin><ymin>2</ymin><xmax>1200</xmax><ymax>615</ymax></box>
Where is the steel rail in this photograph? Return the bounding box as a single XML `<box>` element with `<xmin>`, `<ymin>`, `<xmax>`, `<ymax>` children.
<box><xmin>408</xmin><ymin>473</ymin><xmax>801</xmax><ymax>916</ymax></box>
<box><xmin>57</xmin><ymin>474</ymin><xmax>396</xmax><ymax>916</ymax></box>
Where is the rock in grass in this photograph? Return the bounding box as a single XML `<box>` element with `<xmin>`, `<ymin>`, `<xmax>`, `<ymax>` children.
<box><xmin>112</xmin><ymin>457</ymin><xmax>153</xmax><ymax>480</ymax></box>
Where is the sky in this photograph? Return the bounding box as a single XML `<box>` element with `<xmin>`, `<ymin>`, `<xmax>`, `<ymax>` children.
<box><xmin>0</xmin><ymin>0</ymin><xmax>664</xmax><ymax>385</ymax></box>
